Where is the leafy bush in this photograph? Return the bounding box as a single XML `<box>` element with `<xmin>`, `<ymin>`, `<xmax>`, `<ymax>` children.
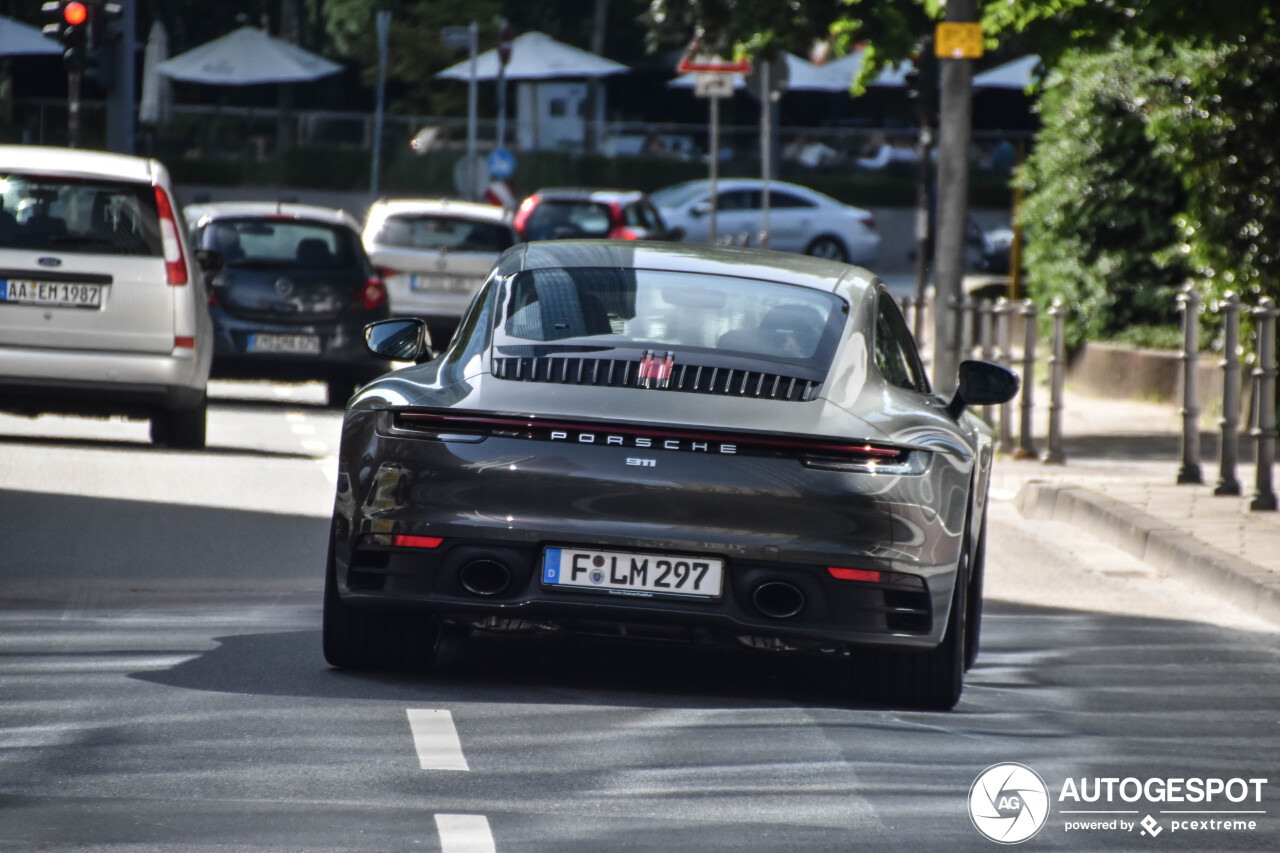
<box><xmin>1017</xmin><ymin>42</ymin><xmax>1192</xmax><ymax>351</ymax></box>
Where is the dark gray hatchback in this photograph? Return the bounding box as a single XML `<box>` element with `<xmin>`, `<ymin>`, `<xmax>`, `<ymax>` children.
<box><xmin>185</xmin><ymin>201</ymin><xmax>390</xmax><ymax>406</ymax></box>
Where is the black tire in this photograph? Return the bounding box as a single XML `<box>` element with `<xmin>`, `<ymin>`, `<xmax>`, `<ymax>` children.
<box><xmin>848</xmin><ymin>537</ymin><xmax>968</xmax><ymax>711</ymax></box>
<box><xmin>805</xmin><ymin>235</ymin><xmax>849</xmax><ymax>263</ymax></box>
<box><xmin>964</xmin><ymin>514</ymin><xmax>988</xmax><ymax>672</ymax></box>
<box><xmin>327</xmin><ymin>378</ymin><xmax>358</xmax><ymax>409</ymax></box>
<box><xmin>322</xmin><ymin>541</ymin><xmax>440</xmax><ymax>672</ymax></box>
<box><xmin>150</xmin><ymin>396</ymin><xmax>207</xmax><ymax>450</ymax></box>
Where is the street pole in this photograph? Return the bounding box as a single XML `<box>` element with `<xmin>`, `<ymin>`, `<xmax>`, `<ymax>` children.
<box><xmin>66</xmin><ymin>68</ymin><xmax>81</xmax><ymax>148</ymax></box>
<box><xmin>370</xmin><ymin>11</ymin><xmax>391</xmax><ymax>196</ymax></box>
<box><xmin>931</xmin><ymin>0</ymin><xmax>977</xmax><ymax>395</ymax></box>
<box><xmin>708</xmin><ymin>94</ymin><xmax>719</xmax><ymax>245</ymax></box>
<box><xmin>467</xmin><ymin>21</ymin><xmax>478</xmax><ymax>200</ymax></box>
<box><xmin>759</xmin><ymin>59</ymin><xmax>771</xmax><ymax>249</ymax></box>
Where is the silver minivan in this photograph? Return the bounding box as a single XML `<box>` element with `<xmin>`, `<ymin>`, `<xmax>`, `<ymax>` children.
<box><xmin>0</xmin><ymin>146</ymin><xmax>212</xmax><ymax>447</ymax></box>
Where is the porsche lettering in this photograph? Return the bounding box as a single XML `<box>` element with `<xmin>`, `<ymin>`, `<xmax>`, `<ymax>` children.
<box><xmin>549</xmin><ymin>429</ymin><xmax>736</xmax><ymax>454</ymax></box>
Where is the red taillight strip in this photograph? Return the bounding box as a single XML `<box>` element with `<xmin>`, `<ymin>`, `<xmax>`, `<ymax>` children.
<box><xmin>153</xmin><ymin>185</ymin><xmax>188</xmax><ymax>286</ymax></box>
<box><xmin>174</xmin><ymin>336</ymin><xmax>196</xmax><ymax>349</ymax></box>
<box><xmin>394</xmin><ymin>535</ymin><xmax>443</xmax><ymax>549</ymax></box>
<box><xmin>397</xmin><ymin>411</ymin><xmax>905</xmax><ymax>459</ymax></box>
<box><xmin>828</xmin><ymin>567</ymin><xmax>884</xmax><ymax>583</ymax></box>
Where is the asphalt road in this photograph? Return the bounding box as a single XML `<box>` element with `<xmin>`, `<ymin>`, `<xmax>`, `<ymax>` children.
<box><xmin>1</xmin><ymin>382</ymin><xmax>1277</xmax><ymax>852</ymax></box>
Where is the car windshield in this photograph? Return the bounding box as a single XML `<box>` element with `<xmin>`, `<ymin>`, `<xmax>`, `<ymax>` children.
<box><xmin>375</xmin><ymin>214</ymin><xmax>515</xmax><ymax>253</ymax></box>
<box><xmin>649</xmin><ymin>181</ymin><xmax>707</xmax><ymax>208</ymax></box>
<box><xmin>198</xmin><ymin>218</ymin><xmax>359</xmax><ymax>268</ymax></box>
<box><xmin>495</xmin><ymin>267</ymin><xmax>846</xmax><ymax>366</ymax></box>
<box><xmin>0</xmin><ymin>173</ymin><xmax>163</xmax><ymax>255</ymax></box>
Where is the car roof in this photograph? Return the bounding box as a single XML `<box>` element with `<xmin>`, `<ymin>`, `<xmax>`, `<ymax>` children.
<box><xmin>0</xmin><ymin>144</ymin><xmax>161</xmax><ymax>184</ymax></box>
<box><xmin>503</xmin><ymin>240</ymin><xmax>874</xmax><ymax>295</ymax></box>
<box><xmin>368</xmin><ymin>198</ymin><xmax>511</xmax><ymax>223</ymax></box>
<box><xmin>532</xmin><ymin>187</ymin><xmax>647</xmax><ymax>203</ymax></box>
<box><xmin>182</xmin><ymin>201</ymin><xmax>361</xmax><ymax>231</ymax></box>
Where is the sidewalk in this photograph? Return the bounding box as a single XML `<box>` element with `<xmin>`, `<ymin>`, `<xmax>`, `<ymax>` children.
<box><xmin>988</xmin><ymin>387</ymin><xmax>1280</xmax><ymax>625</ymax></box>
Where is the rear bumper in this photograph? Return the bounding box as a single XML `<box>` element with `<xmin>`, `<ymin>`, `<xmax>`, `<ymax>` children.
<box><xmin>210</xmin><ymin>309</ymin><xmax>387</xmax><ymax>381</ymax></box>
<box><xmin>0</xmin><ymin>345</ymin><xmax>207</xmax><ymax>417</ymax></box>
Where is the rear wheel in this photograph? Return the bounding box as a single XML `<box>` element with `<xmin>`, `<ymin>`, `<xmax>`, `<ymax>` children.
<box><xmin>322</xmin><ymin>540</ymin><xmax>440</xmax><ymax>672</ymax></box>
<box><xmin>150</xmin><ymin>396</ymin><xmax>207</xmax><ymax>450</ymax></box>
<box><xmin>848</xmin><ymin>538</ymin><xmax>968</xmax><ymax>710</ymax></box>
<box><xmin>326</xmin><ymin>378</ymin><xmax>358</xmax><ymax>409</ymax></box>
<box><xmin>964</xmin><ymin>515</ymin><xmax>988</xmax><ymax>672</ymax></box>
<box><xmin>805</xmin><ymin>235</ymin><xmax>849</xmax><ymax>263</ymax></box>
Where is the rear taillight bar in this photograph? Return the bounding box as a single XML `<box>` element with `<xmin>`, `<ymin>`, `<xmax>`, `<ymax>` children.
<box><xmin>393</xmin><ymin>410</ymin><xmax>912</xmax><ymax>464</ymax></box>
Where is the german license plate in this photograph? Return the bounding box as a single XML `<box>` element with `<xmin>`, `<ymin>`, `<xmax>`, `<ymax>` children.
<box><xmin>410</xmin><ymin>273</ymin><xmax>473</xmax><ymax>293</ymax></box>
<box><xmin>0</xmin><ymin>279</ymin><xmax>103</xmax><ymax>309</ymax></box>
<box><xmin>247</xmin><ymin>333</ymin><xmax>321</xmax><ymax>354</ymax></box>
<box><xmin>542</xmin><ymin>546</ymin><xmax>724</xmax><ymax>599</ymax></box>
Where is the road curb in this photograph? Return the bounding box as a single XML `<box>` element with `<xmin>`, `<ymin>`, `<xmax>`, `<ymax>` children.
<box><xmin>1015</xmin><ymin>480</ymin><xmax>1280</xmax><ymax>626</ymax></box>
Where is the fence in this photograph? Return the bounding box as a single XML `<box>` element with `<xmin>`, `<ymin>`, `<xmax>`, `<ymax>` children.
<box><xmin>903</xmin><ymin>286</ymin><xmax>1280</xmax><ymax>511</ymax></box>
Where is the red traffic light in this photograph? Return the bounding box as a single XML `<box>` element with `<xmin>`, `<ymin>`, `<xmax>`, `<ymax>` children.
<box><xmin>63</xmin><ymin>1</ymin><xmax>88</xmax><ymax>25</ymax></box>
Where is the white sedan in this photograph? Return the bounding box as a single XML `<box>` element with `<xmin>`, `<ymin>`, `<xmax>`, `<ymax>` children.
<box><xmin>651</xmin><ymin>178</ymin><xmax>880</xmax><ymax>266</ymax></box>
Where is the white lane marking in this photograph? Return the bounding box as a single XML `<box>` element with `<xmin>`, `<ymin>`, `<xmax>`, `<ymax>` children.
<box><xmin>316</xmin><ymin>455</ymin><xmax>338</xmax><ymax>486</ymax></box>
<box><xmin>407</xmin><ymin>709</ymin><xmax>469</xmax><ymax>771</ymax></box>
<box><xmin>291</xmin><ymin>422</ymin><xmax>317</xmax><ymax>436</ymax></box>
<box><xmin>434</xmin><ymin>814</ymin><xmax>495</xmax><ymax>853</ymax></box>
<box><xmin>301</xmin><ymin>439</ymin><xmax>329</xmax><ymax>453</ymax></box>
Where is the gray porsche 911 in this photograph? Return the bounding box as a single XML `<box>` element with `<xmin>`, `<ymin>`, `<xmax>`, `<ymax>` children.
<box><xmin>323</xmin><ymin>241</ymin><xmax>1018</xmax><ymax>709</ymax></box>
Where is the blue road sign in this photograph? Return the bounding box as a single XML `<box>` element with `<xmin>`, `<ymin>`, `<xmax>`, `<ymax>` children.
<box><xmin>487</xmin><ymin>148</ymin><xmax>516</xmax><ymax>180</ymax></box>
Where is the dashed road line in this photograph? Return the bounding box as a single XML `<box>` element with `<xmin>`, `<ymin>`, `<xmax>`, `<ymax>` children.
<box><xmin>406</xmin><ymin>708</ymin><xmax>470</xmax><ymax>771</ymax></box>
<box><xmin>434</xmin><ymin>814</ymin><xmax>496</xmax><ymax>853</ymax></box>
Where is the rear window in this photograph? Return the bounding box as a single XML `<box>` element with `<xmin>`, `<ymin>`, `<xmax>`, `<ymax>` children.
<box><xmin>196</xmin><ymin>218</ymin><xmax>360</xmax><ymax>268</ymax></box>
<box><xmin>496</xmin><ymin>267</ymin><xmax>846</xmax><ymax>368</ymax></box>
<box><xmin>523</xmin><ymin>201</ymin><xmax>612</xmax><ymax>240</ymax></box>
<box><xmin>0</xmin><ymin>173</ymin><xmax>162</xmax><ymax>256</ymax></box>
<box><xmin>375</xmin><ymin>214</ymin><xmax>514</xmax><ymax>253</ymax></box>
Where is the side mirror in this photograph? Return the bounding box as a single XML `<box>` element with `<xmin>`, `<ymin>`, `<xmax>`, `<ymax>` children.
<box><xmin>946</xmin><ymin>359</ymin><xmax>1020</xmax><ymax>419</ymax></box>
<box><xmin>194</xmin><ymin>248</ymin><xmax>224</xmax><ymax>273</ymax></box>
<box><xmin>690</xmin><ymin>200</ymin><xmax>712</xmax><ymax>218</ymax></box>
<box><xmin>365</xmin><ymin>318</ymin><xmax>433</xmax><ymax>363</ymax></box>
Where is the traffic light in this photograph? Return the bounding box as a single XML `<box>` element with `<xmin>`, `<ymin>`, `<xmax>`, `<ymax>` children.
<box><xmin>42</xmin><ymin>1</ymin><xmax>90</xmax><ymax>69</ymax></box>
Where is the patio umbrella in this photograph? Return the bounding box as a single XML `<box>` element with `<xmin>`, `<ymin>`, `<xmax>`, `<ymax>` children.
<box><xmin>157</xmin><ymin>25</ymin><xmax>340</xmax><ymax>85</ymax></box>
<box><xmin>138</xmin><ymin>21</ymin><xmax>173</xmax><ymax>126</ymax></box>
<box><xmin>973</xmin><ymin>55</ymin><xmax>1043</xmax><ymax>90</ymax></box>
<box><xmin>0</xmin><ymin>14</ymin><xmax>63</xmax><ymax>56</ymax></box>
<box><xmin>436</xmin><ymin>31</ymin><xmax>628</xmax><ymax>81</ymax></box>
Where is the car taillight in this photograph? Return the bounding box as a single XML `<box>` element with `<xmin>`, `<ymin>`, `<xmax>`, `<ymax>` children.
<box><xmin>512</xmin><ymin>195</ymin><xmax>538</xmax><ymax>237</ymax></box>
<box><xmin>357</xmin><ymin>276</ymin><xmax>386</xmax><ymax>311</ymax></box>
<box><xmin>207</xmin><ymin>288</ymin><xmax>220</xmax><ymax>308</ymax></box>
<box><xmin>153</xmin><ymin>186</ymin><xmax>188</xmax><ymax>285</ymax></box>
<box><xmin>609</xmin><ymin>226</ymin><xmax>641</xmax><ymax>240</ymax></box>
<box><xmin>376</xmin><ymin>265</ymin><xmax>398</xmax><ymax>280</ymax></box>
<box><xmin>860</xmin><ymin>214</ymin><xmax>877</xmax><ymax>230</ymax></box>
<box><xmin>827</xmin><ymin>567</ymin><xmax>884</xmax><ymax>583</ymax></box>
<box><xmin>174</xmin><ymin>335</ymin><xmax>196</xmax><ymax>349</ymax></box>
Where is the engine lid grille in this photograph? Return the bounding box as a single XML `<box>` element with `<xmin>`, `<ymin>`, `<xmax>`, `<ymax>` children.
<box><xmin>491</xmin><ymin>353</ymin><xmax>819</xmax><ymax>402</ymax></box>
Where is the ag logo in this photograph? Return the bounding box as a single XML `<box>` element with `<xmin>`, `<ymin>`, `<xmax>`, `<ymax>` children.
<box><xmin>969</xmin><ymin>763</ymin><xmax>1050</xmax><ymax>844</ymax></box>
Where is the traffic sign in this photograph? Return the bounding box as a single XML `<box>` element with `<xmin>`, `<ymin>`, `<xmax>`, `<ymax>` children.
<box><xmin>935</xmin><ymin>22</ymin><xmax>984</xmax><ymax>59</ymax></box>
<box><xmin>694</xmin><ymin>73</ymin><xmax>735</xmax><ymax>99</ymax></box>
<box><xmin>677</xmin><ymin>54</ymin><xmax>752</xmax><ymax>75</ymax></box>
<box><xmin>487</xmin><ymin>148</ymin><xmax>516</xmax><ymax>180</ymax></box>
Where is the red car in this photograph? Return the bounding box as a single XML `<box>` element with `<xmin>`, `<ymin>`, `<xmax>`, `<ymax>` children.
<box><xmin>513</xmin><ymin>188</ymin><xmax>682</xmax><ymax>242</ymax></box>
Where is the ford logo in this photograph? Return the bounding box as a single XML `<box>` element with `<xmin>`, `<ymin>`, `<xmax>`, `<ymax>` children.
<box><xmin>37</xmin><ymin>257</ymin><xmax>62</xmax><ymax>267</ymax></box>
<box><xmin>274</xmin><ymin>278</ymin><xmax>294</xmax><ymax>297</ymax></box>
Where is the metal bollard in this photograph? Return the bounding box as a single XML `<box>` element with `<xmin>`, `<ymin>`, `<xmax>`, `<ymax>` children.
<box><xmin>1176</xmin><ymin>284</ymin><xmax>1203</xmax><ymax>485</ymax></box>
<box><xmin>1016</xmin><ymin>299</ymin><xmax>1038</xmax><ymax>459</ymax></box>
<box><xmin>1250</xmin><ymin>297</ymin><xmax>1279</xmax><ymax>511</ymax></box>
<box><xmin>960</xmin><ymin>294</ymin><xmax>977</xmax><ymax>359</ymax></box>
<box><xmin>978</xmin><ymin>298</ymin><xmax>995</xmax><ymax>423</ymax></box>
<box><xmin>995</xmin><ymin>298</ymin><xmax>1015</xmax><ymax>453</ymax></box>
<box><xmin>1215</xmin><ymin>292</ymin><xmax>1243</xmax><ymax>496</ymax></box>
<box><xmin>1042</xmin><ymin>299</ymin><xmax>1066</xmax><ymax>465</ymax></box>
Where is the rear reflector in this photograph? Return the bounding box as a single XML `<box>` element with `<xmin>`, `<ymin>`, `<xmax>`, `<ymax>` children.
<box><xmin>827</xmin><ymin>567</ymin><xmax>884</xmax><ymax>583</ymax></box>
<box><xmin>393</xmin><ymin>535</ymin><xmax>443</xmax><ymax>549</ymax></box>
<box><xmin>174</xmin><ymin>335</ymin><xmax>196</xmax><ymax>349</ymax></box>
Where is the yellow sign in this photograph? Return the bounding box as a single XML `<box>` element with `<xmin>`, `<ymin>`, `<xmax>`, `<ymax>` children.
<box><xmin>935</xmin><ymin>22</ymin><xmax>984</xmax><ymax>60</ymax></box>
